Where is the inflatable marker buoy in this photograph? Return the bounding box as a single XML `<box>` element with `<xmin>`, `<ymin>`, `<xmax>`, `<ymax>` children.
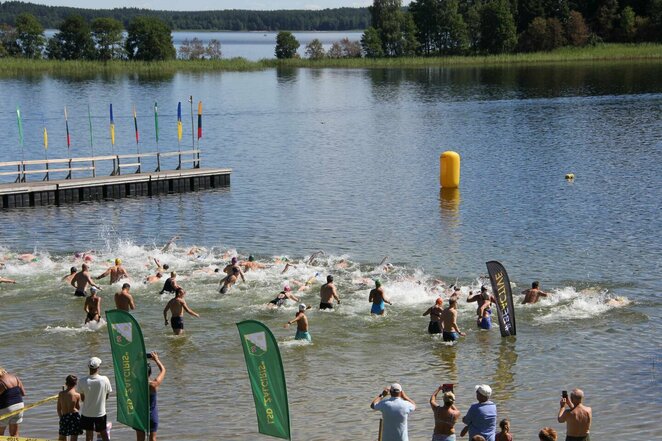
<box><xmin>565</xmin><ymin>173</ymin><xmax>575</xmax><ymax>180</ymax></box>
<box><xmin>440</xmin><ymin>151</ymin><xmax>460</xmax><ymax>188</ymax></box>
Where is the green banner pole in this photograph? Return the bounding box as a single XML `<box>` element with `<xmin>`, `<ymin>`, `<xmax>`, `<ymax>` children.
<box><xmin>105</xmin><ymin>309</ymin><xmax>150</xmax><ymax>433</ymax></box>
<box><xmin>236</xmin><ymin>320</ymin><xmax>291</xmax><ymax>440</ymax></box>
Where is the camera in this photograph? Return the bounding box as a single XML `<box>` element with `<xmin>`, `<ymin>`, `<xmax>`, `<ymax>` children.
<box><xmin>562</xmin><ymin>390</ymin><xmax>568</xmax><ymax>399</ymax></box>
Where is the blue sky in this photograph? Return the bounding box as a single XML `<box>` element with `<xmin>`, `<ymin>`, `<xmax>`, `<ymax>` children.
<box><xmin>30</xmin><ymin>1</ymin><xmax>376</xmax><ymax>10</ymax></box>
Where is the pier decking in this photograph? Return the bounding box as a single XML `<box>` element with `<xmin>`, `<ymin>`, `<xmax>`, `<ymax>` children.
<box><xmin>0</xmin><ymin>151</ymin><xmax>231</xmax><ymax>209</ymax></box>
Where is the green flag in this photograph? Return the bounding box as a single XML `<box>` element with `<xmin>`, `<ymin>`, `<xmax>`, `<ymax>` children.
<box><xmin>236</xmin><ymin>320</ymin><xmax>291</xmax><ymax>440</ymax></box>
<box><xmin>16</xmin><ymin>106</ymin><xmax>23</xmax><ymax>147</ymax></box>
<box><xmin>105</xmin><ymin>310</ymin><xmax>150</xmax><ymax>432</ymax></box>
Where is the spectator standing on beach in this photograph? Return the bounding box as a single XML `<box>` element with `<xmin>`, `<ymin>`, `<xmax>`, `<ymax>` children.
<box><xmin>0</xmin><ymin>366</ymin><xmax>26</xmax><ymax>437</ymax></box>
<box><xmin>78</xmin><ymin>357</ymin><xmax>112</xmax><ymax>441</ymax></box>
<box><xmin>495</xmin><ymin>418</ymin><xmax>512</xmax><ymax>441</ymax></box>
<box><xmin>430</xmin><ymin>386</ymin><xmax>460</xmax><ymax>441</ymax></box>
<box><xmin>370</xmin><ymin>383</ymin><xmax>416</xmax><ymax>441</ymax></box>
<box><xmin>57</xmin><ymin>375</ymin><xmax>83</xmax><ymax>441</ymax></box>
<box><xmin>462</xmin><ymin>384</ymin><xmax>497</xmax><ymax>441</ymax></box>
<box><xmin>539</xmin><ymin>427</ymin><xmax>557</xmax><ymax>441</ymax></box>
<box><xmin>557</xmin><ymin>389</ymin><xmax>591</xmax><ymax>441</ymax></box>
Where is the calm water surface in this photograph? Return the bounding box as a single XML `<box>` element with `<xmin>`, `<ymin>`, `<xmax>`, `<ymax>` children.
<box><xmin>0</xmin><ymin>62</ymin><xmax>661</xmax><ymax>440</ymax></box>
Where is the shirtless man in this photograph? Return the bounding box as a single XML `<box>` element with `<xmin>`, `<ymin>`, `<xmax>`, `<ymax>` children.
<box><xmin>96</xmin><ymin>259</ymin><xmax>129</xmax><ymax>284</ymax></box>
<box><xmin>440</xmin><ymin>299</ymin><xmax>466</xmax><ymax>342</ymax></box>
<box><xmin>163</xmin><ymin>288</ymin><xmax>200</xmax><ymax>335</ymax></box>
<box><xmin>84</xmin><ymin>287</ymin><xmax>102</xmax><ymax>324</ymax></box>
<box><xmin>285</xmin><ymin>304</ymin><xmax>311</xmax><ymax>341</ymax></box>
<box><xmin>114</xmin><ymin>283</ymin><xmax>135</xmax><ymax>312</ymax></box>
<box><xmin>467</xmin><ymin>286</ymin><xmax>497</xmax><ymax>329</ymax></box>
<box><xmin>219</xmin><ymin>267</ymin><xmax>240</xmax><ymax>294</ymax></box>
<box><xmin>223</xmin><ymin>257</ymin><xmax>246</xmax><ymax>282</ymax></box>
<box><xmin>423</xmin><ymin>298</ymin><xmax>444</xmax><ymax>334</ymax></box>
<box><xmin>267</xmin><ymin>286</ymin><xmax>300</xmax><ymax>308</ymax></box>
<box><xmin>558</xmin><ymin>388</ymin><xmax>591</xmax><ymax>441</ymax></box>
<box><xmin>242</xmin><ymin>255</ymin><xmax>265</xmax><ymax>272</ymax></box>
<box><xmin>521</xmin><ymin>281</ymin><xmax>549</xmax><ymax>304</ymax></box>
<box><xmin>57</xmin><ymin>375</ymin><xmax>82</xmax><ymax>441</ymax></box>
<box><xmin>319</xmin><ymin>275</ymin><xmax>340</xmax><ymax>310</ymax></box>
<box><xmin>71</xmin><ymin>264</ymin><xmax>101</xmax><ymax>297</ymax></box>
<box><xmin>368</xmin><ymin>279</ymin><xmax>392</xmax><ymax>316</ymax></box>
<box><xmin>62</xmin><ymin>267</ymin><xmax>77</xmax><ymax>284</ymax></box>
<box><xmin>145</xmin><ymin>273</ymin><xmax>163</xmax><ymax>284</ymax></box>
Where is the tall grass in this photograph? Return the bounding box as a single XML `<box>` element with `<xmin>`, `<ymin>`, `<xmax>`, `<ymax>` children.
<box><xmin>1</xmin><ymin>44</ymin><xmax>660</xmax><ymax>76</ymax></box>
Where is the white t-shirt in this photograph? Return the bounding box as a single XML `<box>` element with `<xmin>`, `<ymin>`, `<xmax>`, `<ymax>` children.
<box><xmin>78</xmin><ymin>374</ymin><xmax>112</xmax><ymax>418</ymax></box>
<box><xmin>373</xmin><ymin>397</ymin><xmax>416</xmax><ymax>441</ymax></box>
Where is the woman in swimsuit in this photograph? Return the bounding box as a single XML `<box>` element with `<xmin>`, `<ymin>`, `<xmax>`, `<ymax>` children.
<box><xmin>430</xmin><ymin>386</ymin><xmax>460</xmax><ymax>441</ymax></box>
<box><xmin>267</xmin><ymin>286</ymin><xmax>300</xmax><ymax>308</ymax></box>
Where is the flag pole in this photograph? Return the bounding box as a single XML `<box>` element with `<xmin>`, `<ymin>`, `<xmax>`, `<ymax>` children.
<box><xmin>88</xmin><ymin>103</ymin><xmax>96</xmax><ymax>177</ymax></box>
<box><xmin>16</xmin><ymin>106</ymin><xmax>24</xmax><ymax>182</ymax></box>
<box><xmin>154</xmin><ymin>101</ymin><xmax>160</xmax><ymax>172</ymax></box>
<box><xmin>177</xmin><ymin>101</ymin><xmax>183</xmax><ymax>170</ymax></box>
<box><xmin>109</xmin><ymin>103</ymin><xmax>116</xmax><ymax>175</ymax></box>
<box><xmin>196</xmin><ymin>101</ymin><xmax>202</xmax><ymax>168</ymax></box>
<box><xmin>43</xmin><ymin>124</ymin><xmax>49</xmax><ymax>181</ymax></box>
<box><xmin>133</xmin><ymin>105</ymin><xmax>141</xmax><ymax>173</ymax></box>
<box><xmin>64</xmin><ymin>106</ymin><xmax>72</xmax><ymax>179</ymax></box>
<box><xmin>189</xmin><ymin>95</ymin><xmax>194</xmax><ymax>150</ymax></box>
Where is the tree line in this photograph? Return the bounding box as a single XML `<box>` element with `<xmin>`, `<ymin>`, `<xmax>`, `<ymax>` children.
<box><xmin>0</xmin><ymin>1</ymin><xmax>370</xmax><ymax>31</ymax></box>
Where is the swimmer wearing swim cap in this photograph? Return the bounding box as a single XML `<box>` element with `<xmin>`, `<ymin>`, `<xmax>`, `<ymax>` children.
<box><xmin>423</xmin><ymin>298</ymin><xmax>444</xmax><ymax>334</ymax></box>
<box><xmin>95</xmin><ymin>258</ymin><xmax>129</xmax><ymax>284</ymax></box>
<box><xmin>369</xmin><ymin>279</ymin><xmax>392</xmax><ymax>316</ymax></box>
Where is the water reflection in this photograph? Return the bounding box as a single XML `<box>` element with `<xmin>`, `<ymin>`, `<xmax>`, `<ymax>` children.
<box><xmin>491</xmin><ymin>337</ymin><xmax>518</xmax><ymax>402</ymax></box>
<box><xmin>432</xmin><ymin>342</ymin><xmax>458</xmax><ymax>382</ymax></box>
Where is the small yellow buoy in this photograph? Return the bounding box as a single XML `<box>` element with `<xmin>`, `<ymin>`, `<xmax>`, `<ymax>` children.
<box><xmin>440</xmin><ymin>151</ymin><xmax>460</xmax><ymax>188</ymax></box>
<box><xmin>565</xmin><ymin>173</ymin><xmax>575</xmax><ymax>180</ymax></box>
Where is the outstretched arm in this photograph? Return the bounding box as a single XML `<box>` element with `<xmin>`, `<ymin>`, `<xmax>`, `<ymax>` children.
<box><xmin>96</xmin><ymin>268</ymin><xmax>111</xmax><ymax>280</ymax></box>
<box><xmin>183</xmin><ymin>301</ymin><xmax>200</xmax><ymax>318</ymax></box>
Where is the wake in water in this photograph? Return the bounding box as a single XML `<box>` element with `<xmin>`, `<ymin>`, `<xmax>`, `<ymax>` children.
<box><xmin>0</xmin><ymin>237</ymin><xmax>633</xmax><ymax>326</ymax></box>
<box><xmin>45</xmin><ymin>318</ymin><xmax>107</xmax><ymax>334</ymax></box>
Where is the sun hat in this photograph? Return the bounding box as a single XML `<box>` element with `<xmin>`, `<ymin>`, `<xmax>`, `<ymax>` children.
<box><xmin>390</xmin><ymin>383</ymin><xmax>402</xmax><ymax>393</ymax></box>
<box><xmin>475</xmin><ymin>384</ymin><xmax>492</xmax><ymax>398</ymax></box>
<box><xmin>88</xmin><ymin>357</ymin><xmax>102</xmax><ymax>369</ymax></box>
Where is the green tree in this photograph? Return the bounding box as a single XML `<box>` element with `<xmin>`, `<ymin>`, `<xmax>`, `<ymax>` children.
<box><xmin>565</xmin><ymin>10</ymin><xmax>590</xmax><ymax>46</ymax></box>
<box><xmin>275</xmin><ymin>31</ymin><xmax>300</xmax><ymax>59</ymax></box>
<box><xmin>409</xmin><ymin>0</ymin><xmax>439</xmax><ymax>55</ymax></box>
<box><xmin>369</xmin><ymin>0</ymin><xmax>405</xmax><ymax>55</ymax></box>
<box><xmin>48</xmin><ymin>15</ymin><xmax>94</xmax><ymax>60</ymax></box>
<box><xmin>0</xmin><ymin>24</ymin><xmax>21</xmax><ymax>57</ymax></box>
<box><xmin>479</xmin><ymin>0</ymin><xmax>518</xmax><ymax>54</ymax></box>
<box><xmin>465</xmin><ymin>1</ymin><xmax>484</xmax><ymax>53</ymax></box>
<box><xmin>436</xmin><ymin>0</ymin><xmax>469</xmax><ymax>54</ymax></box>
<box><xmin>305</xmin><ymin>38</ymin><xmax>325</xmax><ymax>59</ymax></box>
<box><xmin>15</xmin><ymin>13</ymin><xmax>44</xmax><ymax>58</ymax></box>
<box><xmin>519</xmin><ymin>16</ymin><xmax>549</xmax><ymax>51</ymax></box>
<box><xmin>92</xmin><ymin>17</ymin><xmax>124</xmax><ymax>61</ymax></box>
<box><xmin>361</xmin><ymin>26</ymin><xmax>385</xmax><ymax>57</ymax></box>
<box><xmin>125</xmin><ymin>16</ymin><xmax>176</xmax><ymax>61</ymax></box>
<box><xmin>619</xmin><ymin>5</ymin><xmax>637</xmax><ymax>40</ymax></box>
<box><xmin>546</xmin><ymin>17</ymin><xmax>566</xmax><ymax>48</ymax></box>
<box><xmin>596</xmin><ymin>0</ymin><xmax>620</xmax><ymax>39</ymax></box>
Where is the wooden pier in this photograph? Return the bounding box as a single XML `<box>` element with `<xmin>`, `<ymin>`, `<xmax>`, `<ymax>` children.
<box><xmin>0</xmin><ymin>150</ymin><xmax>231</xmax><ymax>209</ymax></box>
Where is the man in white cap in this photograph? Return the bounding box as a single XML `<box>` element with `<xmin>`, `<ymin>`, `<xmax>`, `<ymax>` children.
<box><xmin>462</xmin><ymin>384</ymin><xmax>497</xmax><ymax>441</ymax></box>
<box><xmin>78</xmin><ymin>357</ymin><xmax>112</xmax><ymax>441</ymax></box>
<box><xmin>370</xmin><ymin>383</ymin><xmax>416</xmax><ymax>441</ymax></box>
<box><xmin>285</xmin><ymin>304</ymin><xmax>311</xmax><ymax>341</ymax></box>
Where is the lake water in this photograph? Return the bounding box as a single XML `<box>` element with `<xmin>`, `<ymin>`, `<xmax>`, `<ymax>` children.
<box><xmin>0</xmin><ymin>59</ymin><xmax>661</xmax><ymax>440</ymax></box>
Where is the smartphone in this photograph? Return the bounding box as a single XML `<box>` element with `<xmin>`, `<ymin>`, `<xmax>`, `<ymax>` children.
<box><xmin>562</xmin><ymin>390</ymin><xmax>568</xmax><ymax>399</ymax></box>
<box><xmin>146</xmin><ymin>353</ymin><xmax>153</xmax><ymax>359</ymax></box>
<box><xmin>441</xmin><ymin>383</ymin><xmax>454</xmax><ymax>392</ymax></box>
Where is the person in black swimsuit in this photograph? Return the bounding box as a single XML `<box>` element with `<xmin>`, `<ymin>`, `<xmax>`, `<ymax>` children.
<box><xmin>267</xmin><ymin>286</ymin><xmax>300</xmax><ymax>308</ymax></box>
<box><xmin>423</xmin><ymin>298</ymin><xmax>444</xmax><ymax>334</ymax></box>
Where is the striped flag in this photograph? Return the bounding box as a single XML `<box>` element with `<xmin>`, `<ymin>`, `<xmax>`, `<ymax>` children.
<box><xmin>197</xmin><ymin>101</ymin><xmax>202</xmax><ymax>140</ymax></box>
<box><xmin>109</xmin><ymin>104</ymin><xmax>115</xmax><ymax>146</ymax></box>
<box><xmin>177</xmin><ymin>102</ymin><xmax>182</xmax><ymax>143</ymax></box>
<box><xmin>64</xmin><ymin>106</ymin><xmax>71</xmax><ymax>148</ymax></box>
<box><xmin>133</xmin><ymin>105</ymin><xmax>139</xmax><ymax>144</ymax></box>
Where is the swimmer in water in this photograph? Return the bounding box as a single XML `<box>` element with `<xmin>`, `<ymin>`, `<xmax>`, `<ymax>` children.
<box><xmin>71</xmin><ymin>264</ymin><xmax>101</xmax><ymax>297</ymax></box>
<box><xmin>114</xmin><ymin>283</ymin><xmax>135</xmax><ymax>312</ymax></box>
<box><xmin>152</xmin><ymin>258</ymin><xmax>169</xmax><ymax>273</ymax></box>
<box><xmin>521</xmin><ymin>281</ymin><xmax>549</xmax><ymax>304</ymax></box>
<box><xmin>285</xmin><ymin>304</ymin><xmax>312</xmax><ymax>341</ymax></box>
<box><xmin>160</xmin><ymin>272</ymin><xmax>180</xmax><ymax>295</ymax></box>
<box><xmin>242</xmin><ymin>255</ymin><xmax>266</xmax><ymax>272</ymax></box>
<box><xmin>95</xmin><ymin>258</ymin><xmax>129</xmax><ymax>284</ymax></box>
<box><xmin>163</xmin><ymin>288</ymin><xmax>200</xmax><ymax>335</ymax></box>
<box><xmin>145</xmin><ymin>273</ymin><xmax>163</xmax><ymax>284</ymax></box>
<box><xmin>191</xmin><ymin>267</ymin><xmax>220</xmax><ymax>276</ymax></box>
<box><xmin>18</xmin><ymin>253</ymin><xmax>37</xmax><ymax>263</ymax></box>
<box><xmin>161</xmin><ymin>235</ymin><xmax>179</xmax><ymax>252</ymax></box>
<box><xmin>62</xmin><ymin>267</ymin><xmax>77</xmax><ymax>283</ymax></box>
<box><xmin>223</xmin><ymin>257</ymin><xmax>246</xmax><ymax>282</ymax></box>
<box><xmin>267</xmin><ymin>286</ymin><xmax>300</xmax><ymax>308</ymax></box>
<box><xmin>0</xmin><ymin>276</ymin><xmax>16</xmax><ymax>284</ymax></box>
<box><xmin>335</xmin><ymin>259</ymin><xmax>349</xmax><ymax>269</ymax></box>
<box><xmin>281</xmin><ymin>262</ymin><xmax>297</xmax><ymax>274</ymax></box>
<box><xmin>219</xmin><ymin>267</ymin><xmax>240</xmax><ymax>294</ymax></box>
<box><xmin>369</xmin><ymin>279</ymin><xmax>392</xmax><ymax>316</ymax></box>
<box><xmin>307</xmin><ymin>250</ymin><xmax>325</xmax><ymax>265</ymax></box>
<box><xmin>84</xmin><ymin>287</ymin><xmax>102</xmax><ymax>323</ymax></box>
<box><xmin>319</xmin><ymin>275</ymin><xmax>340</xmax><ymax>310</ymax></box>
<box><xmin>423</xmin><ymin>298</ymin><xmax>444</xmax><ymax>334</ymax></box>
<box><xmin>440</xmin><ymin>299</ymin><xmax>466</xmax><ymax>342</ymax></box>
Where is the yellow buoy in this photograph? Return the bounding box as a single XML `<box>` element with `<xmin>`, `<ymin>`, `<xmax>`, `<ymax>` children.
<box><xmin>440</xmin><ymin>151</ymin><xmax>460</xmax><ymax>188</ymax></box>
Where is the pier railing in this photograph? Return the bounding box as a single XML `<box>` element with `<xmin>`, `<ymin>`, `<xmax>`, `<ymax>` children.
<box><xmin>0</xmin><ymin>149</ymin><xmax>201</xmax><ymax>183</ymax></box>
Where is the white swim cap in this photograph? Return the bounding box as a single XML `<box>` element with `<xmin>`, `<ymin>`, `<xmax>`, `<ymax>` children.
<box><xmin>299</xmin><ymin>304</ymin><xmax>306</xmax><ymax>311</ymax></box>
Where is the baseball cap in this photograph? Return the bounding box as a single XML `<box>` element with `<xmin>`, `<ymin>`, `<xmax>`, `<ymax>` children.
<box><xmin>299</xmin><ymin>304</ymin><xmax>307</xmax><ymax>311</ymax></box>
<box><xmin>390</xmin><ymin>383</ymin><xmax>402</xmax><ymax>393</ymax></box>
<box><xmin>475</xmin><ymin>384</ymin><xmax>492</xmax><ymax>398</ymax></box>
<box><xmin>88</xmin><ymin>357</ymin><xmax>102</xmax><ymax>369</ymax></box>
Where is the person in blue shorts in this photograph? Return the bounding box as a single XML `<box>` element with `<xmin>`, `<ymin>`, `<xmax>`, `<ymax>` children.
<box><xmin>286</xmin><ymin>304</ymin><xmax>312</xmax><ymax>342</ymax></box>
<box><xmin>369</xmin><ymin>279</ymin><xmax>392</xmax><ymax>316</ymax></box>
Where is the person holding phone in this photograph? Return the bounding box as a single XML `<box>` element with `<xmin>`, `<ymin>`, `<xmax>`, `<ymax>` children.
<box><xmin>430</xmin><ymin>385</ymin><xmax>460</xmax><ymax>441</ymax></box>
<box><xmin>557</xmin><ymin>388</ymin><xmax>591</xmax><ymax>441</ymax></box>
<box><xmin>370</xmin><ymin>383</ymin><xmax>416</xmax><ymax>441</ymax></box>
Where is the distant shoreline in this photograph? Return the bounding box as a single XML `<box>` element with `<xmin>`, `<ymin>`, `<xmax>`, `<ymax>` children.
<box><xmin>1</xmin><ymin>44</ymin><xmax>660</xmax><ymax>76</ymax></box>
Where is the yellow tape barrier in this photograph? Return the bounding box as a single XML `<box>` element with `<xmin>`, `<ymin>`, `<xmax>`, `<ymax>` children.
<box><xmin>0</xmin><ymin>437</ymin><xmax>57</xmax><ymax>441</ymax></box>
<box><xmin>0</xmin><ymin>395</ymin><xmax>58</xmax><ymax>421</ymax></box>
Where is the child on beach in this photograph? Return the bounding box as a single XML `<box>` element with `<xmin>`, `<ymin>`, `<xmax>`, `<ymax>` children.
<box><xmin>496</xmin><ymin>418</ymin><xmax>513</xmax><ymax>441</ymax></box>
<box><xmin>57</xmin><ymin>375</ymin><xmax>83</xmax><ymax>441</ymax></box>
